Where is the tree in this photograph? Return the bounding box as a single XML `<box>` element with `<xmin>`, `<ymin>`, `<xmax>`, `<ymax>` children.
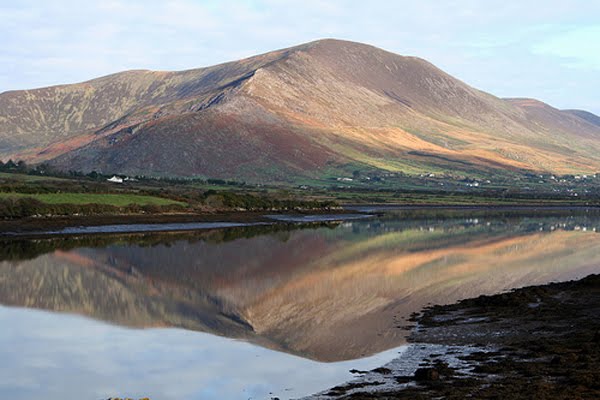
<box><xmin>16</xmin><ymin>160</ymin><xmax>27</xmax><ymax>172</ymax></box>
<box><xmin>4</xmin><ymin>159</ymin><xmax>16</xmax><ymax>171</ymax></box>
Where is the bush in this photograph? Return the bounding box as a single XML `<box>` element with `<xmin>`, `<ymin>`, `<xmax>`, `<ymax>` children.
<box><xmin>0</xmin><ymin>197</ymin><xmax>47</xmax><ymax>218</ymax></box>
<box><xmin>0</xmin><ymin>196</ymin><xmax>187</xmax><ymax>219</ymax></box>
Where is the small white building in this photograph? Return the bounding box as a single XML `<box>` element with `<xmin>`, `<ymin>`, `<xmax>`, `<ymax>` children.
<box><xmin>107</xmin><ymin>175</ymin><xmax>124</xmax><ymax>184</ymax></box>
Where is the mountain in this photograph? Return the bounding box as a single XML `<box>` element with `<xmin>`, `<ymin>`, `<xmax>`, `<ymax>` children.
<box><xmin>2</xmin><ymin>39</ymin><xmax>600</xmax><ymax>182</ymax></box>
<box><xmin>563</xmin><ymin>109</ymin><xmax>600</xmax><ymax>128</ymax></box>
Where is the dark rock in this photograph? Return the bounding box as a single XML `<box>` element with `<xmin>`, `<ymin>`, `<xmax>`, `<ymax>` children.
<box><xmin>414</xmin><ymin>367</ymin><xmax>440</xmax><ymax>381</ymax></box>
<box><xmin>349</xmin><ymin>369</ymin><xmax>368</xmax><ymax>374</ymax></box>
<box><xmin>371</xmin><ymin>367</ymin><xmax>392</xmax><ymax>375</ymax></box>
<box><xmin>551</xmin><ymin>353</ymin><xmax>578</xmax><ymax>365</ymax></box>
<box><xmin>395</xmin><ymin>376</ymin><xmax>412</xmax><ymax>384</ymax></box>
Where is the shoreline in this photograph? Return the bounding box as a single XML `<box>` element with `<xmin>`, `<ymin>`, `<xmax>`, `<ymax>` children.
<box><xmin>3</xmin><ymin>203</ymin><xmax>600</xmax><ymax>237</ymax></box>
<box><xmin>0</xmin><ymin>210</ymin><xmax>369</xmax><ymax>237</ymax></box>
<box><xmin>345</xmin><ymin>204</ymin><xmax>600</xmax><ymax>211</ymax></box>
<box><xmin>305</xmin><ymin>273</ymin><xmax>600</xmax><ymax>399</ymax></box>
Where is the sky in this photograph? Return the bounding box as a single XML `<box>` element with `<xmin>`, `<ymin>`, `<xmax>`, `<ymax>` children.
<box><xmin>1</xmin><ymin>0</ymin><xmax>599</xmax><ymax>114</ymax></box>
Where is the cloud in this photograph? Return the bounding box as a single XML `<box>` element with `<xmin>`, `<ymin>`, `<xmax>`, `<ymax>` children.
<box><xmin>532</xmin><ymin>25</ymin><xmax>600</xmax><ymax>70</ymax></box>
<box><xmin>0</xmin><ymin>0</ymin><xmax>598</xmax><ymax>113</ymax></box>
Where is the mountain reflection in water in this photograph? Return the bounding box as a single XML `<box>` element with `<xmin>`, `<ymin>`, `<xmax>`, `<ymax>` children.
<box><xmin>2</xmin><ymin>211</ymin><xmax>600</xmax><ymax>363</ymax></box>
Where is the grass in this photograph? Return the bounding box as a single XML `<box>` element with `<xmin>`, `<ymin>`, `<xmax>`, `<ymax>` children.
<box><xmin>0</xmin><ymin>172</ymin><xmax>68</xmax><ymax>182</ymax></box>
<box><xmin>0</xmin><ymin>192</ymin><xmax>185</xmax><ymax>207</ymax></box>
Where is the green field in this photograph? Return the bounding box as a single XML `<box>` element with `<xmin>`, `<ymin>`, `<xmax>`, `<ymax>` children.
<box><xmin>0</xmin><ymin>192</ymin><xmax>185</xmax><ymax>207</ymax></box>
<box><xmin>0</xmin><ymin>172</ymin><xmax>68</xmax><ymax>182</ymax></box>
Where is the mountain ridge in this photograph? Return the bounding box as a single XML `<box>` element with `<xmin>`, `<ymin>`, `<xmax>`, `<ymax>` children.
<box><xmin>2</xmin><ymin>38</ymin><xmax>600</xmax><ymax>181</ymax></box>
<box><xmin>563</xmin><ymin>109</ymin><xmax>600</xmax><ymax>128</ymax></box>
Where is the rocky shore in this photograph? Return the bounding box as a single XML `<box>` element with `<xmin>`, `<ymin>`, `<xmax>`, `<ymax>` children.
<box><xmin>306</xmin><ymin>274</ymin><xmax>600</xmax><ymax>399</ymax></box>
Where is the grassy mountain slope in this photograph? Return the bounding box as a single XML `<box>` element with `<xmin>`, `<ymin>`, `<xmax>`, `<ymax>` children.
<box><xmin>2</xmin><ymin>39</ymin><xmax>600</xmax><ymax>182</ymax></box>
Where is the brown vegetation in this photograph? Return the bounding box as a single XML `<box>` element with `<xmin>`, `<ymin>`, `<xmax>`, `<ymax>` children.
<box><xmin>2</xmin><ymin>39</ymin><xmax>600</xmax><ymax>182</ymax></box>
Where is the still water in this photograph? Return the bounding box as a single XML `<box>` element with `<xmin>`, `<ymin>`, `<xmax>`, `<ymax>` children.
<box><xmin>2</xmin><ymin>209</ymin><xmax>600</xmax><ymax>399</ymax></box>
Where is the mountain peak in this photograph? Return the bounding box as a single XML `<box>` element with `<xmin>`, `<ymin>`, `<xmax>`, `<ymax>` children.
<box><xmin>290</xmin><ymin>37</ymin><xmax>424</xmax><ymax>63</ymax></box>
<box><xmin>297</xmin><ymin>37</ymin><xmax>383</xmax><ymax>49</ymax></box>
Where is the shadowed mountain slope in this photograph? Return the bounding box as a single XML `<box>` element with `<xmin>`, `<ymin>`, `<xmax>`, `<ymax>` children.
<box><xmin>563</xmin><ymin>109</ymin><xmax>600</xmax><ymax>128</ymax></box>
<box><xmin>2</xmin><ymin>39</ymin><xmax>600</xmax><ymax>181</ymax></box>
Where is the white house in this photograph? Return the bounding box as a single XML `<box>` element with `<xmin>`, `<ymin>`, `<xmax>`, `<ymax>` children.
<box><xmin>107</xmin><ymin>175</ymin><xmax>124</xmax><ymax>183</ymax></box>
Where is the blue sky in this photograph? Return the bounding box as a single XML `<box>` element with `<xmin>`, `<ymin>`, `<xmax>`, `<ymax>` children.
<box><xmin>1</xmin><ymin>0</ymin><xmax>599</xmax><ymax>113</ymax></box>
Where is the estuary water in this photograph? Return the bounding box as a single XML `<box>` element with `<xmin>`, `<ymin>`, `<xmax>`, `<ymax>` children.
<box><xmin>1</xmin><ymin>208</ymin><xmax>600</xmax><ymax>399</ymax></box>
